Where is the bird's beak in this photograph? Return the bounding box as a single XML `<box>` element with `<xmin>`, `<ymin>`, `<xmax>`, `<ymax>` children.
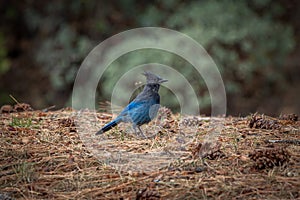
<box><xmin>159</xmin><ymin>79</ymin><xmax>168</xmax><ymax>83</ymax></box>
<box><xmin>142</xmin><ymin>72</ymin><xmax>147</xmax><ymax>76</ymax></box>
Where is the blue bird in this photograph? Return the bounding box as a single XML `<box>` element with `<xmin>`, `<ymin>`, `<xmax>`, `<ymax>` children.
<box><xmin>96</xmin><ymin>72</ymin><xmax>167</xmax><ymax>137</ymax></box>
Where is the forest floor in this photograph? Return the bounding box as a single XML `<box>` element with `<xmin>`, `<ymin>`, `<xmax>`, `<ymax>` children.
<box><xmin>0</xmin><ymin>104</ymin><xmax>299</xmax><ymax>200</ymax></box>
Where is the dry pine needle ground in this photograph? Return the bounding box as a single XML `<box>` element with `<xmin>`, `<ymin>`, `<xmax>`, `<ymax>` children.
<box><xmin>0</xmin><ymin>107</ymin><xmax>299</xmax><ymax>199</ymax></box>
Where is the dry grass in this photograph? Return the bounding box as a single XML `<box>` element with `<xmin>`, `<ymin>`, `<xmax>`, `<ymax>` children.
<box><xmin>0</xmin><ymin>109</ymin><xmax>299</xmax><ymax>199</ymax></box>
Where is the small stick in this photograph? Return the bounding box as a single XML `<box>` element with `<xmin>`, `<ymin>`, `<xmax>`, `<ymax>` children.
<box><xmin>42</xmin><ymin>105</ymin><xmax>56</xmax><ymax>112</ymax></box>
<box><xmin>266</xmin><ymin>139</ymin><xmax>300</xmax><ymax>145</ymax></box>
<box><xmin>9</xmin><ymin>94</ymin><xmax>20</xmax><ymax>104</ymax></box>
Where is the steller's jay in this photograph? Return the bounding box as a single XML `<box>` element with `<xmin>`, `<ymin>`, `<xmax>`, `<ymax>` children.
<box><xmin>96</xmin><ymin>71</ymin><xmax>167</xmax><ymax>137</ymax></box>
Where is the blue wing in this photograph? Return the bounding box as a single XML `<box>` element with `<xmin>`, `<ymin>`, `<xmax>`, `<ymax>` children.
<box><xmin>116</xmin><ymin>98</ymin><xmax>159</xmax><ymax>125</ymax></box>
<box><xmin>116</xmin><ymin>100</ymin><xmax>145</xmax><ymax>121</ymax></box>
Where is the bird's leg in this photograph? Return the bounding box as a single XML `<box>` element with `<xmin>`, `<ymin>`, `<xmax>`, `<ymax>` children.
<box><xmin>137</xmin><ymin>126</ymin><xmax>148</xmax><ymax>139</ymax></box>
<box><xmin>132</xmin><ymin>125</ymin><xmax>137</xmax><ymax>135</ymax></box>
<box><xmin>132</xmin><ymin>124</ymin><xmax>147</xmax><ymax>139</ymax></box>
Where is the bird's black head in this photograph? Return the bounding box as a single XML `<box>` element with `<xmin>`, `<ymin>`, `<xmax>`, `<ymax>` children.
<box><xmin>142</xmin><ymin>71</ymin><xmax>168</xmax><ymax>84</ymax></box>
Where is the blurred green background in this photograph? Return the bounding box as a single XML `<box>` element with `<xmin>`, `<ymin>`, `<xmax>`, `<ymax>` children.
<box><xmin>0</xmin><ymin>0</ymin><xmax>299</xmax><ymax>116</ymax></box>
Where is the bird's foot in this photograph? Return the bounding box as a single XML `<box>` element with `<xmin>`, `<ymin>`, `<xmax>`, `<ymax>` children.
<box><xmin>134</xmin><ymin>126</ymin><xmax>148</xmax><ymax>139</ymax></box>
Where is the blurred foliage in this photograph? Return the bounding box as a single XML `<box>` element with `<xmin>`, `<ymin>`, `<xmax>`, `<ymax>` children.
<box><xmin>0</xmin><ymin>33</ymin><xmax>10</xmax><ymax>75</ymax></box>
<box><xmin>23</xmin><ymin>1</ymin><xmax>95</xmax><ymax>89</ymax></box>
<box><xmin>0</xmin><ymin>0</ymin><xmax>298</xmax><ymax>114</ymax></box>
<box><xmin>103</xmin><ymin>0</ymin><xmax>295</xmax><ymax>112</ymax></box>
<box><xmin>36</xmin><ymin>25</ymin><xmax>93</xmax><ymax>89</ymax></box>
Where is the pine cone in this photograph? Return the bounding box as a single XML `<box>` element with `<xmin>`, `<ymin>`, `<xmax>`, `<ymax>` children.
<box><xmin>58</xmin><ymin>118</ymin><xmax>76</xmax><ymax>127</ymax></box>
<box><xmin>157</xmin><ymin>106</ymin><xmax>172</xmax><ymax>120</ymax></box>
<box><xmin>156</xmin><ymin>107</ymin><xmax>173</xmax><ymax>128</ymax></box>
<box><xmin>279</xmin><ymin>114</ymin><xmax>298</xmax><ymax>121</ymax></box>
<box><xmin>249</xmin><ymin>113</ymin><xmax>281</xmax><ymax>130</ymax></box>
<box><xmin>249</xmin><ymin>147</ymin><xmax>290</xmax><ymax>169</ymax></box>
<box><xmin>0</xmin><ymin>105</ymin><xmax>13</xmax><ymax>113</ymax></box>
<box><xmin>13</xmin><ymin>103</ymin><xmax>33</xmax><ymax>112</ymax></box>
<box><xmin>180</xmin><ymin>116</ymin><xmax>202</xmax><ymax>127</ymax></box>
<box><xmin>192</xmin><ymin>142</ymin><xmax>225</xmax><ymax>160</ymax></box>
<box><xmin>0</xmin><ymin>193</ymin><xmax>15</xmax><ymax>200</ymax></box>
<box><xmin>136</xmin><ymin>188</ymin><xmax>160</xmax><ymax>200</ymax></box>
<box><xmin>58</xmin><ymin>118</ymin><xmax>76</xmax><ymax>132</ymax></box>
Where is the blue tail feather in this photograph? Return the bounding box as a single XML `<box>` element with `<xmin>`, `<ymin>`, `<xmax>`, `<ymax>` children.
<box><xmin>95</xmin><ymin>120</ymin><xmax>118</xmax><ymax>135</ymax></box>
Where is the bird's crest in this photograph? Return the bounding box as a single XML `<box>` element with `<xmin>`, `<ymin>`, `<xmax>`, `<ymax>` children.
<box><xmin>142</xmin><ymin>71</ymin><xmax>168</xmax><ymax>84</ymax></box>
